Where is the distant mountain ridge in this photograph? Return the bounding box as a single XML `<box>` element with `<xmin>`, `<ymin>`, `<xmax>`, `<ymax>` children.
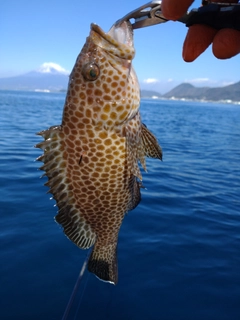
<box><xmin>0</xmin><ymin>71</ymin><xmax>69</xmax><ymax>91</ymax></box>
<box><xmin>0</xmin><ymin>64</ymin><xmax>240</xmax><ymax>102</ymax></box>
<box><xmin>163</xmin><ymin>82</ymin><xmax>240</xmax><ymax>102</ymax></box>
<box><xmin>0</xmin><ymin>63</ymin><xmax>69</xmax><ymax>91</ymax></box>
<box><xmin>141</xmin><ymin>90</ymin><xmax>162</xmax><ymax>98</ymax></box>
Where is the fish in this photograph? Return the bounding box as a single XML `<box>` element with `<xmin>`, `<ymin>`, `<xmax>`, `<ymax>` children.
<box><xmin>35</xmin><ymin>21</ymin><xmax>162</xmax><ymax>285</ymax></box>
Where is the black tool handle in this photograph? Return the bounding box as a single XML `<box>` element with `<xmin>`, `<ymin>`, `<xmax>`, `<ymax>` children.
<box><xmin>186</xmin><ymin>4</ymin><xmax>240</xmax><ymax>31</ymax></box>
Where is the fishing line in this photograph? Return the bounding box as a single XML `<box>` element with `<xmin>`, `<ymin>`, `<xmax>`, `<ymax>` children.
<box><xmin>61</xmin><ymin>249</ymin><xmax>91</xmax><ymax>320</ymax></box>
<box><xmin>104</xmin><ymin>284</ymin><xmax>115</xmax><ymax>320</ymax></box>
<box><xmin>73</xmin><ymin>272</ymin><xmax>89</xmax><ymax>320</ymax></box>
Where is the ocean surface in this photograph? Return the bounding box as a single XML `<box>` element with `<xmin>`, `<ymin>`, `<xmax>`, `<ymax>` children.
<box><xmin>0</xmin><ymin>90</ymin><xmax>240</xmax><ymax>320</ymax></box>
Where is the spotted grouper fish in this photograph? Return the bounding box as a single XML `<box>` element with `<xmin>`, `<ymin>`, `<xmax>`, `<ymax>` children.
<box><xmin>36</xmin><ymin>21</ymin><xmax>162</xmax><ymax>284</ymax></box>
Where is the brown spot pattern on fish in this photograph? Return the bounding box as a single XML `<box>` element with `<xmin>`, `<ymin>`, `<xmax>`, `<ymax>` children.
<box><xmin>35</xmin><ymin>22</ymin><xmax>162</xmax><ymax>284</ymax></box>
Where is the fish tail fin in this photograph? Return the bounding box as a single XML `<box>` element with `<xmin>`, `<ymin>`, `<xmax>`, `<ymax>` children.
<box><xmin>88</xmin><ymin>241</ymin><xmax>118</xmax><ymax>285</ymax></box>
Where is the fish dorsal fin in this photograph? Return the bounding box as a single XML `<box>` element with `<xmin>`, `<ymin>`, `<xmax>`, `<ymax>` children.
<box><xmin>35</xmin><ymin>126</ymin><xmax>96</xmax><ymax>249</ymax></box>
<box><xmin>55</xmin><ymin>207</ymin><xmax>96</xmax><ymax>249</ymax></box>
<box><xmin>140</xmin><ymin>124</ymin><xmax>162</xmax><ymax>160</ymax></box>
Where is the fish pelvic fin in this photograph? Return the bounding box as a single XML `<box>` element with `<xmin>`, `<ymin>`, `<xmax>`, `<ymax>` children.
<box><xmin>127</xmin><ymin>177</ymin><xmax>141</xmax><ymax>211</ymax></box>
<box><xmin>125</xmin><ymin>113</ymin><xmax>143</xmax><ymax>180</ymax></box>
<box><xmin>140</xmin><ymin>124</ymin><xmax>162</xmax><ymax>160</ymax></box>
<box><xmin>88</xmin><ymin>241</ymin><xmax>118</xmax><ymax>285</ymax></box>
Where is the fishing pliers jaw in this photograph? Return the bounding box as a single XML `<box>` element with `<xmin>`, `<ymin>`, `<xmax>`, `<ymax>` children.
<box><xmin>114</xmin><ymin>1</ymin><xmax>167</xmax><ymax>29</ymax></box>
<box><xmin>114</xmin><ymin>0</ymin><xmax>240</xmax><ymax>31</ymax></box>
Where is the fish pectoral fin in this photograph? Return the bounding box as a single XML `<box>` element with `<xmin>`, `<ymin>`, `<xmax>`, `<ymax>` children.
<box><xmin>141</xmin><ymin>124</ymin><xmax>162</xmax><ymax>160</ymax></box>
<box><xmin>88</xmin><ymin>241</ymin><xmax>118</xmax><ymax>285</ymax></box>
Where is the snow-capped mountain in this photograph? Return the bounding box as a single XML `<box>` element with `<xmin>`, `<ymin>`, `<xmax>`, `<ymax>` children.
<box><xmin>36</xmin><ymin>62</ymin><xmax>70</xmax><ymax>75</ymax></box>
<box><xmin>0</xmin><ymin>63</ymin><xmax>70</xmax><ymax>91</ymax></box>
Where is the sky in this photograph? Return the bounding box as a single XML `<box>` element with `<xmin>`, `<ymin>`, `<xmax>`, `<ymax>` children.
<box><xmin>1</xmin><ymin>0</ymin><xmax>240</xmax><ymax>93</ymax></box>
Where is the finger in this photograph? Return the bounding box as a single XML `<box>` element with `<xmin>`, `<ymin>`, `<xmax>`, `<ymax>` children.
<box><xmin>182</xmin><ymin>24</ymin><xmax>218</xmax><ymax>62</ymax></box>
<box><xmin>212</xmin><ymin>29</ymin><xmax>240</xmax><ymax>59</ymax></box>
<box><xmin>161</xmin><ymin>0</ymin><xmax>194</xmax><ymax>21</ymax></box>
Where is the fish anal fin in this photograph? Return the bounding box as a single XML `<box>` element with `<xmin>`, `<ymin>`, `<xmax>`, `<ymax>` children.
<box><xmin>141</xmin><ymin>124</ymin><xmax>162</xmax><ymax>160</ymax></box>
<box><xmin>88</xmin><ymin>241</ymin><xmax>118</xmax><ymax>285</ymax></box>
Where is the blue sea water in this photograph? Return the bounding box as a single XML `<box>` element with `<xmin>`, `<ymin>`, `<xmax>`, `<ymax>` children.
<box><xmin>0</xmin><ymin>90</ymin><xmax>240</xmax><ymax>320</ymax></box>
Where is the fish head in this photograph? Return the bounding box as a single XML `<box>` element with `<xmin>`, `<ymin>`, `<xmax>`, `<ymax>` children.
<box><xmin>65</xmin><ymin>21</ymin><xmax>140</xmax><ymax>129</ymax></box>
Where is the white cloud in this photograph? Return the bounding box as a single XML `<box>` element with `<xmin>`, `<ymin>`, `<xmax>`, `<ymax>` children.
<box><xmin>185</xmin><ymin>77</ymin><xmax>210</xmax><ymax>84</ymax></box>
<box><xmin>37</xmin><ymin>62</ymin><xmax>69</xmax><ymax>75</ymax></box>
<box><xmin>220</xmin><ymin>81</ymin><xmax>235</xmax><ymax>87</ymax></box>
<box><xmin>143</xmin><ymin>78</ymin><xmax>159</xmax><ymax>84</ymax></box>
<box><xmin>167</xmin><ymin>78</ymin><xmax>173</xmax><ymax>82</ymax></box>
<box><xmin>184</xmin><ymin>78</ymin><xmax>235</xmax><ymax>88</ymax></box>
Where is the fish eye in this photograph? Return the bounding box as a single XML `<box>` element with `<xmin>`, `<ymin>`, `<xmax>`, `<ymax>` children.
<box><xmin>82</xmin><ymin>62</ymin><xmax>100</xmax><ymax>81</ymax></box>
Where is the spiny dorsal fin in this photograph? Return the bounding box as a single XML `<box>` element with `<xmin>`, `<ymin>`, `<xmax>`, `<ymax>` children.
<box><xmin>140</xmin><ymin>124</ymin><xmax>162</xmax><ymax>160</ymax></box>
<box><xmin>35</xmin><ymin>125</ymin><xmax>96</xmax><ymax>250</ymax></box>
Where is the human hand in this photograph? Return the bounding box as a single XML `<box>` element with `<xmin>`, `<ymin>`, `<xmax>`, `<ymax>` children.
<box><xmin>161</xmin><ymin>0</ymin><xmax>240</xmax><ymax>62</ymax></box>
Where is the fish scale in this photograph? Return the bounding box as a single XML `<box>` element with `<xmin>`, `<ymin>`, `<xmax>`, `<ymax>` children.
<box><xmin>36</xmin><ymin>21</ymin><xmax>162</xmax><ymax>284</ymax></box>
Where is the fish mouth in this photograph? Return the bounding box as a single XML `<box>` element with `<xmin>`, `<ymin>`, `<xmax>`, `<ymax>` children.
<box><xmin>90</xmin><ymin>22</ymin><xmax>135</xmax><ymax>60</ymax></box>
<box><xmin>107</xmin><ymin>21</ymin><xmax>133</xmax><ymax>47</ymax></box>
